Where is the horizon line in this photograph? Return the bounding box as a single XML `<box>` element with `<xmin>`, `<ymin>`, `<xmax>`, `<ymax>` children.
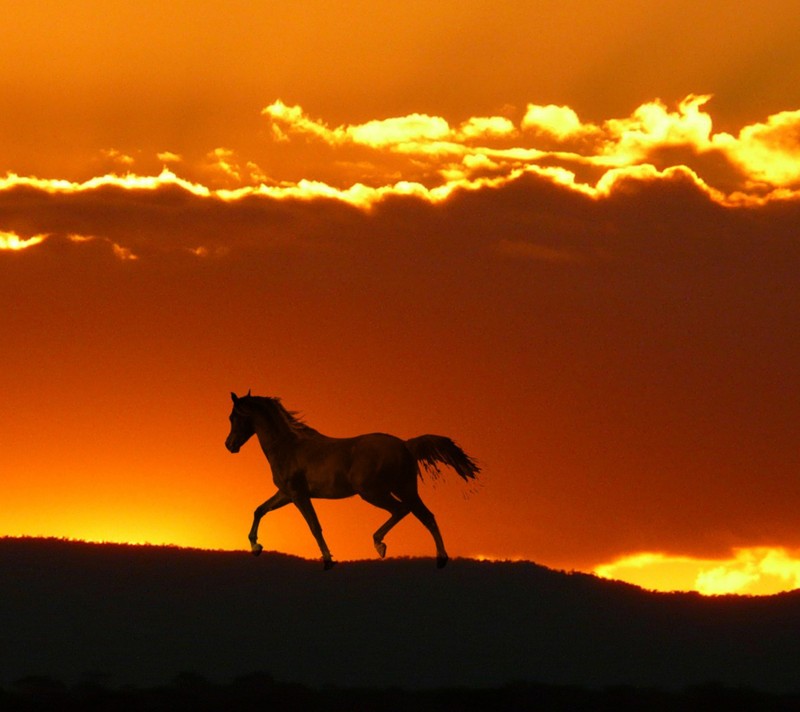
<box><xmin>5</xmin><ymin>534</ymin><xmax>798</xmax><ymax>599</ymax></box>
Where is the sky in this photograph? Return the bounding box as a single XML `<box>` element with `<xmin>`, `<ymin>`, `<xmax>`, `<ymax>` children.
<box><xmin>3</xmin><ymin>0</ymin><xmax>800</xmax><ymax>595</ymax></box>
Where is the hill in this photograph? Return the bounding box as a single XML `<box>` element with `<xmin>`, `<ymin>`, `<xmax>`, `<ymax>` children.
<box><xmin>1</xmin><ymin>537</ymin><xmax>799</xmax><ymax>693</ymax></box>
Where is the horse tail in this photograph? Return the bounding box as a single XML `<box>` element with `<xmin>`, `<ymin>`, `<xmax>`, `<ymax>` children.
<box><xmin>405</xmin><ymin>435</ymin><xmax>480</xmax><ymax>482</ymax></box>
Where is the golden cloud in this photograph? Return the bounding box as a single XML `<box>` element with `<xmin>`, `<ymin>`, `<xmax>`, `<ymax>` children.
<box><xmin>601</xmin><ymin>95</ymin><xmax>714</xmax><ymax>160</ymax></box>
<box><xmin>0</xmin><ymin>230</ymin><xmax>47</xmax><ymax>250</ymax></box>
<box><xmin>258</xmin><ymin>96</ymin><xmax>800</xmax><ymax>202</ymax></box>
<box><xmin>522</xmin><ymin>103</ymin><xmax>593</xmax><ymax>140</ymax></box>
<box><xmin>263</xmin><ymin>100</ymin><xmax>517</xmax><ymax>150</ymax></box>
<box><xmin>3</xmin><ymin>95</ymin><xmax>800</xmax><ymax>263</ymax></box>
<box><xmin>0</xmin><ymin>169</ymin><xmax>211</xmax><ymax>197</ymax></box>
<box><xmin>66</xmin><ymin>233</ymin><xmax>138</xmax><ymax>260</ymax></box>
<box><xmin>156</xmin><ymin>151</ymin><xmax>182</xmax><ymax>163</ymax></box>
<box><xmin>721</xmin><ymin>109</ymin><xmax>800</xmax><ymax>187</ymax></box>
<box><xmin>208</xmin><ymin>147</ymin><xmax>243</xmax><ymax>182</ymax></box>
<box><xmin>347</xmin><ymin>114</ymin><xmax>451</xmax><ymax>147</ymax></box>
<box><xmin>457</xmin><ymin>115</ymin><xmax>517</xmax><ymax>141</ymax></box>
<box><xmin>4</xmin><ymin>96</ymin><xmax>794</xmax><ymax>224</ymax></box>
<box><xmin>101</xmin><ymin>148</ymin><xmax>136</xmax><ymax>166</ymax></box>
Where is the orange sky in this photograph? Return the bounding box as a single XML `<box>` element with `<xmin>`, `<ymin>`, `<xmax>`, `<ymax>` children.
<box><xmin>3</xmin><ymin>1</ymin><xmax>800</xmax><ymax>595</ymax></box>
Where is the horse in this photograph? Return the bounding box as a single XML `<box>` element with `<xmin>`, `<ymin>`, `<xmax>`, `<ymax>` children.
<box><xmin>225</xmin><ymin>392</ymin><xmax>480</xmax><ymax>569</ymax></box>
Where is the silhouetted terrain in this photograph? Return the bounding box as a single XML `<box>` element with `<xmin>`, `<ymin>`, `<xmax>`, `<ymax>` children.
<box><xmin>2</xmin><ymin>537</ymin><xmax>800</xmax><ymax>705</ymax></box>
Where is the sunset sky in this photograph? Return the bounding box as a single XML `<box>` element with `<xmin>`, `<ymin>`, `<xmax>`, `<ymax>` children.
<box><xmin>3</xmin><ymin>1</ymin><xmax>800</xmax><ymax>595</ymax></box>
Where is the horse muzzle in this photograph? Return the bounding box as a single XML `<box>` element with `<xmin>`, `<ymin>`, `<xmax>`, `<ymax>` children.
<box><xmin>225</xmin><ymin>436</ymin><xmax>241</xmax><ymax>453</ymax></box>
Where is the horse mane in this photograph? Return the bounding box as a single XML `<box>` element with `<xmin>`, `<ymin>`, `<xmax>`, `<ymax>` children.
<box><xmin>247</xmin><ymin>396</ymin><xmax>320</xmax><ymax>438</ymax></box>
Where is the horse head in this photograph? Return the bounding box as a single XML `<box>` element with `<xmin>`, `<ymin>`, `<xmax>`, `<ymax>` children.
<box><xmin>225</xmin><ymin>390</ymin><xmax>255</xmax><ymax>453</ymax></box>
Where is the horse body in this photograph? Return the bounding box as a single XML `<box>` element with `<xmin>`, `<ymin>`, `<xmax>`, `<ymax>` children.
<box><xmin>285</xmin><ymin>435</ymin><xmax>421</xmax><ymax>506</ymax></box>
<box><xmin>225</xmin><ymin>392</ymin><xmax>479</xmax><ymax>569</ymax></box>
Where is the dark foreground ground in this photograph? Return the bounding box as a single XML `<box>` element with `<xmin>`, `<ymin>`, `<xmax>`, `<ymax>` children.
<box><xmin>4</xmin><ymin>673</ymin><xmax>800</xmax><ymax>712</ymax></box>
<box><xmin>2</xmin><ymin>537</ymin><xmax>800</xmax><ymax>707</ymax></box>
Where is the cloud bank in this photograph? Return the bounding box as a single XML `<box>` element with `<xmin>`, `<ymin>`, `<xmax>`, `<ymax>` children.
<box><xmin>16</xmin><ymin>94</ymin><xmax>799</xmax><ymax>215</ymax></box>
<box><xmin>2</xmin><ymin>94</ymin><xmax>800</xmax><ymax>267</ymax></box>
<box><xmin>257</xmin><ymin>95</ymin><xmax>800</xmax><ymax>201</ymax></box>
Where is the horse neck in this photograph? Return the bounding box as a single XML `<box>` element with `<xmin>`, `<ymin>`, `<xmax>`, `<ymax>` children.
<box><xmin>252</xmin><ymin>409</ymin><xmax>296</xmax><ymax>458</ymax></box>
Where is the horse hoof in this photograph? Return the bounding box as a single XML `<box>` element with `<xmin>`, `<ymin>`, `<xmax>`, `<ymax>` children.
<box><xmin>375</xmin><ymin>541</ymin><xmax>387</xmax><ymax>559</ymax></box>
<box><xmin>251</xmin><ymin>543</ymin><xmax>263</xmax><ymax>556</ymax></box>
<box><xmin>323</xmin><ymin>559</ymin><xmax>336</xmax><ymax>571</ymax></box>
<box><xmin>436</xmin><ymin>556</ymin><xmax>448</xmax><ymax>569</ymax></box>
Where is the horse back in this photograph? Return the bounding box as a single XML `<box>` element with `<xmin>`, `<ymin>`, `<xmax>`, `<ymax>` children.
<box><xmin>274</xmin><ymin>432</ymin><xmax>413</xmax><ymax>499</ymax></box>
<box><xmin>346</xmin><ymin>432</ymin><xmax>417</xmax><ymax>491</ymax></box>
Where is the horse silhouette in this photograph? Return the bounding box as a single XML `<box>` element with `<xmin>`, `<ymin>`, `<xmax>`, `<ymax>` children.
<box><xmin>225</xmin><ymin>392</ymin><xmax>480</xmax><ymax>569</ymax></box>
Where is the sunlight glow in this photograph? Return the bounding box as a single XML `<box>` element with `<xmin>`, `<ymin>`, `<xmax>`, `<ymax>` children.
<box><xmin>594</xmin><ymin>548</ymin><xmax>800</xmax><ymax>596</ymax></box>
<box><xmin>9</xmin><ymin>503</ymin><xmax>228</xmax><ymax>552</ymax></box>
<box><xmin>470</xmin><ymin>553</ymin><xmax>528</xmax><ymax>563</ymax></box>
<box><xmin>0</xmin><ymin>230</ymin><xmax>47</xmax><ymax>250</ymax></box>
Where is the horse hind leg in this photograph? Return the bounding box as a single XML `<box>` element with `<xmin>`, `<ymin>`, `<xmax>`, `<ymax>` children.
<box><xmin>408</xmin><ymin>495</ymin><xmax>449</xmax><ymax>568</ymax></box>
<box><xmin>358</xmin><ymin>490</ymin><xmax>410</xmax><ymax>559</ymax></box>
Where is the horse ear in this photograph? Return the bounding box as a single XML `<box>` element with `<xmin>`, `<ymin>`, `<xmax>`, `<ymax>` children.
<box><xmin>246</xmin><ymin>388</ymin><xmax>251</xmax><ymax>397</ymax></box>
<box><xmin>231</xmin><ymin>392</ymin><xmax>239</xmax><ymax>403</ymax></box>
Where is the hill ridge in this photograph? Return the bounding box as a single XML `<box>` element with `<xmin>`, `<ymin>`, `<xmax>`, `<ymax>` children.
<box><xmin>2</xmin><ymin>537</ymin><xmax>799</xmax><ymax>692</ymax></box>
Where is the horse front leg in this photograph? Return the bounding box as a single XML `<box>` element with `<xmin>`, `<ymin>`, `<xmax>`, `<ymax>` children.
<box><xmin>249</xmin><ymin>490</ymin><xmax>291</xmax><ymax>555</ymax></box>
<box><xmin>292</xmin><ymin>495</ymin><xmax>335</xmax><ymax>570</ymax></box>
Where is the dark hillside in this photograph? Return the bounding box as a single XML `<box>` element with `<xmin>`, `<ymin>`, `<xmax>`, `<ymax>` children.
<box><xmin>1</xmin><ymin>537</ymin><xmax>799</xmax><ymax>693</ymax></box>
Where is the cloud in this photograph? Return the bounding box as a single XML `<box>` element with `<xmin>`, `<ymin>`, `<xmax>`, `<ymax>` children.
<box><xmin>111</xmin><ymin>243</ymin><xmax>137</xmax><ymax>260</ymax></box>
<box><xmin>495</xmin><ymin>238</ymin><xmax>588</xmax><ymax>264</ymax></box>
<box><xmin>457</xmin><ymin>116</ymin><xmax>517</xmax><ymax>141</ymax></box>
<box><xmin>0</xmin><ymin>229</ymin><xmax>47</xmax><ymax>250</ymax></box>
<box><xmin>26</xmin><ymin>97</ymin><xmax>796</xmax><ymax>215</ymax></box>
<box><xmin>204</xmin><ymin>148</ymin><xmax>271</xmax><ymax>187</ymax></box>
<box><xmin>522</xmin><ymin>103</ymin><xmax>595</xmax><ymax>140</ymax></box>
<box><xmin>157</xmin><ymin>151</ymin><xmax>182</xmax><ymax>163</ymax></box>
<box><xmin>602</xmin><ymin>94</ymin><xmax>714</xmax><ymax>160</ymax></box>
<box><xmin>0</xmin><ymin>169</ymin><xmax>211</xmax><ymax>198</ymax></box>
<box><xmin>263</xmin><ymin>100</ymin><xmax>457</xmax><ymax>149</ymax></box>
<box><xmin>347</xmin><ymin>114</ymin><xmax>452</xmax><ymax>147</ymax></box>
<box><xmin>208</xmin><ymin>147</ymin><xmax>242</xmax><ymax>182</ymax></box>
<box><xmin>66</xmin><ymin>233</ymin><xmax>138</xmax><ymax>260</ymax></box>
<box><xmin>257</xmin><ymin>96</ymin><xmax>800</xmax><ymax>202</ymax></box>
<box><xmin>5</xmin><ymin>96</ymin><xmax>800</xmax><ymax>217</ymax></box>
<box><xmin>101</xmin><ymin>148</ymin><xmax>136</xmax><ymax>166</ymax></box>
<box><xmin>2</xmin><ymin>142</ymin><xmax>800</xmax><ymax>265</ymax></box>
<box><xmin>721</xmin><ymin>109</ymin><xmax>800</xmax><ymax>187</ymax></box>
<box><xmin>262</xmin><ymin>100</ymin><xmax>341</xmax><ymax>144</ymax></box>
